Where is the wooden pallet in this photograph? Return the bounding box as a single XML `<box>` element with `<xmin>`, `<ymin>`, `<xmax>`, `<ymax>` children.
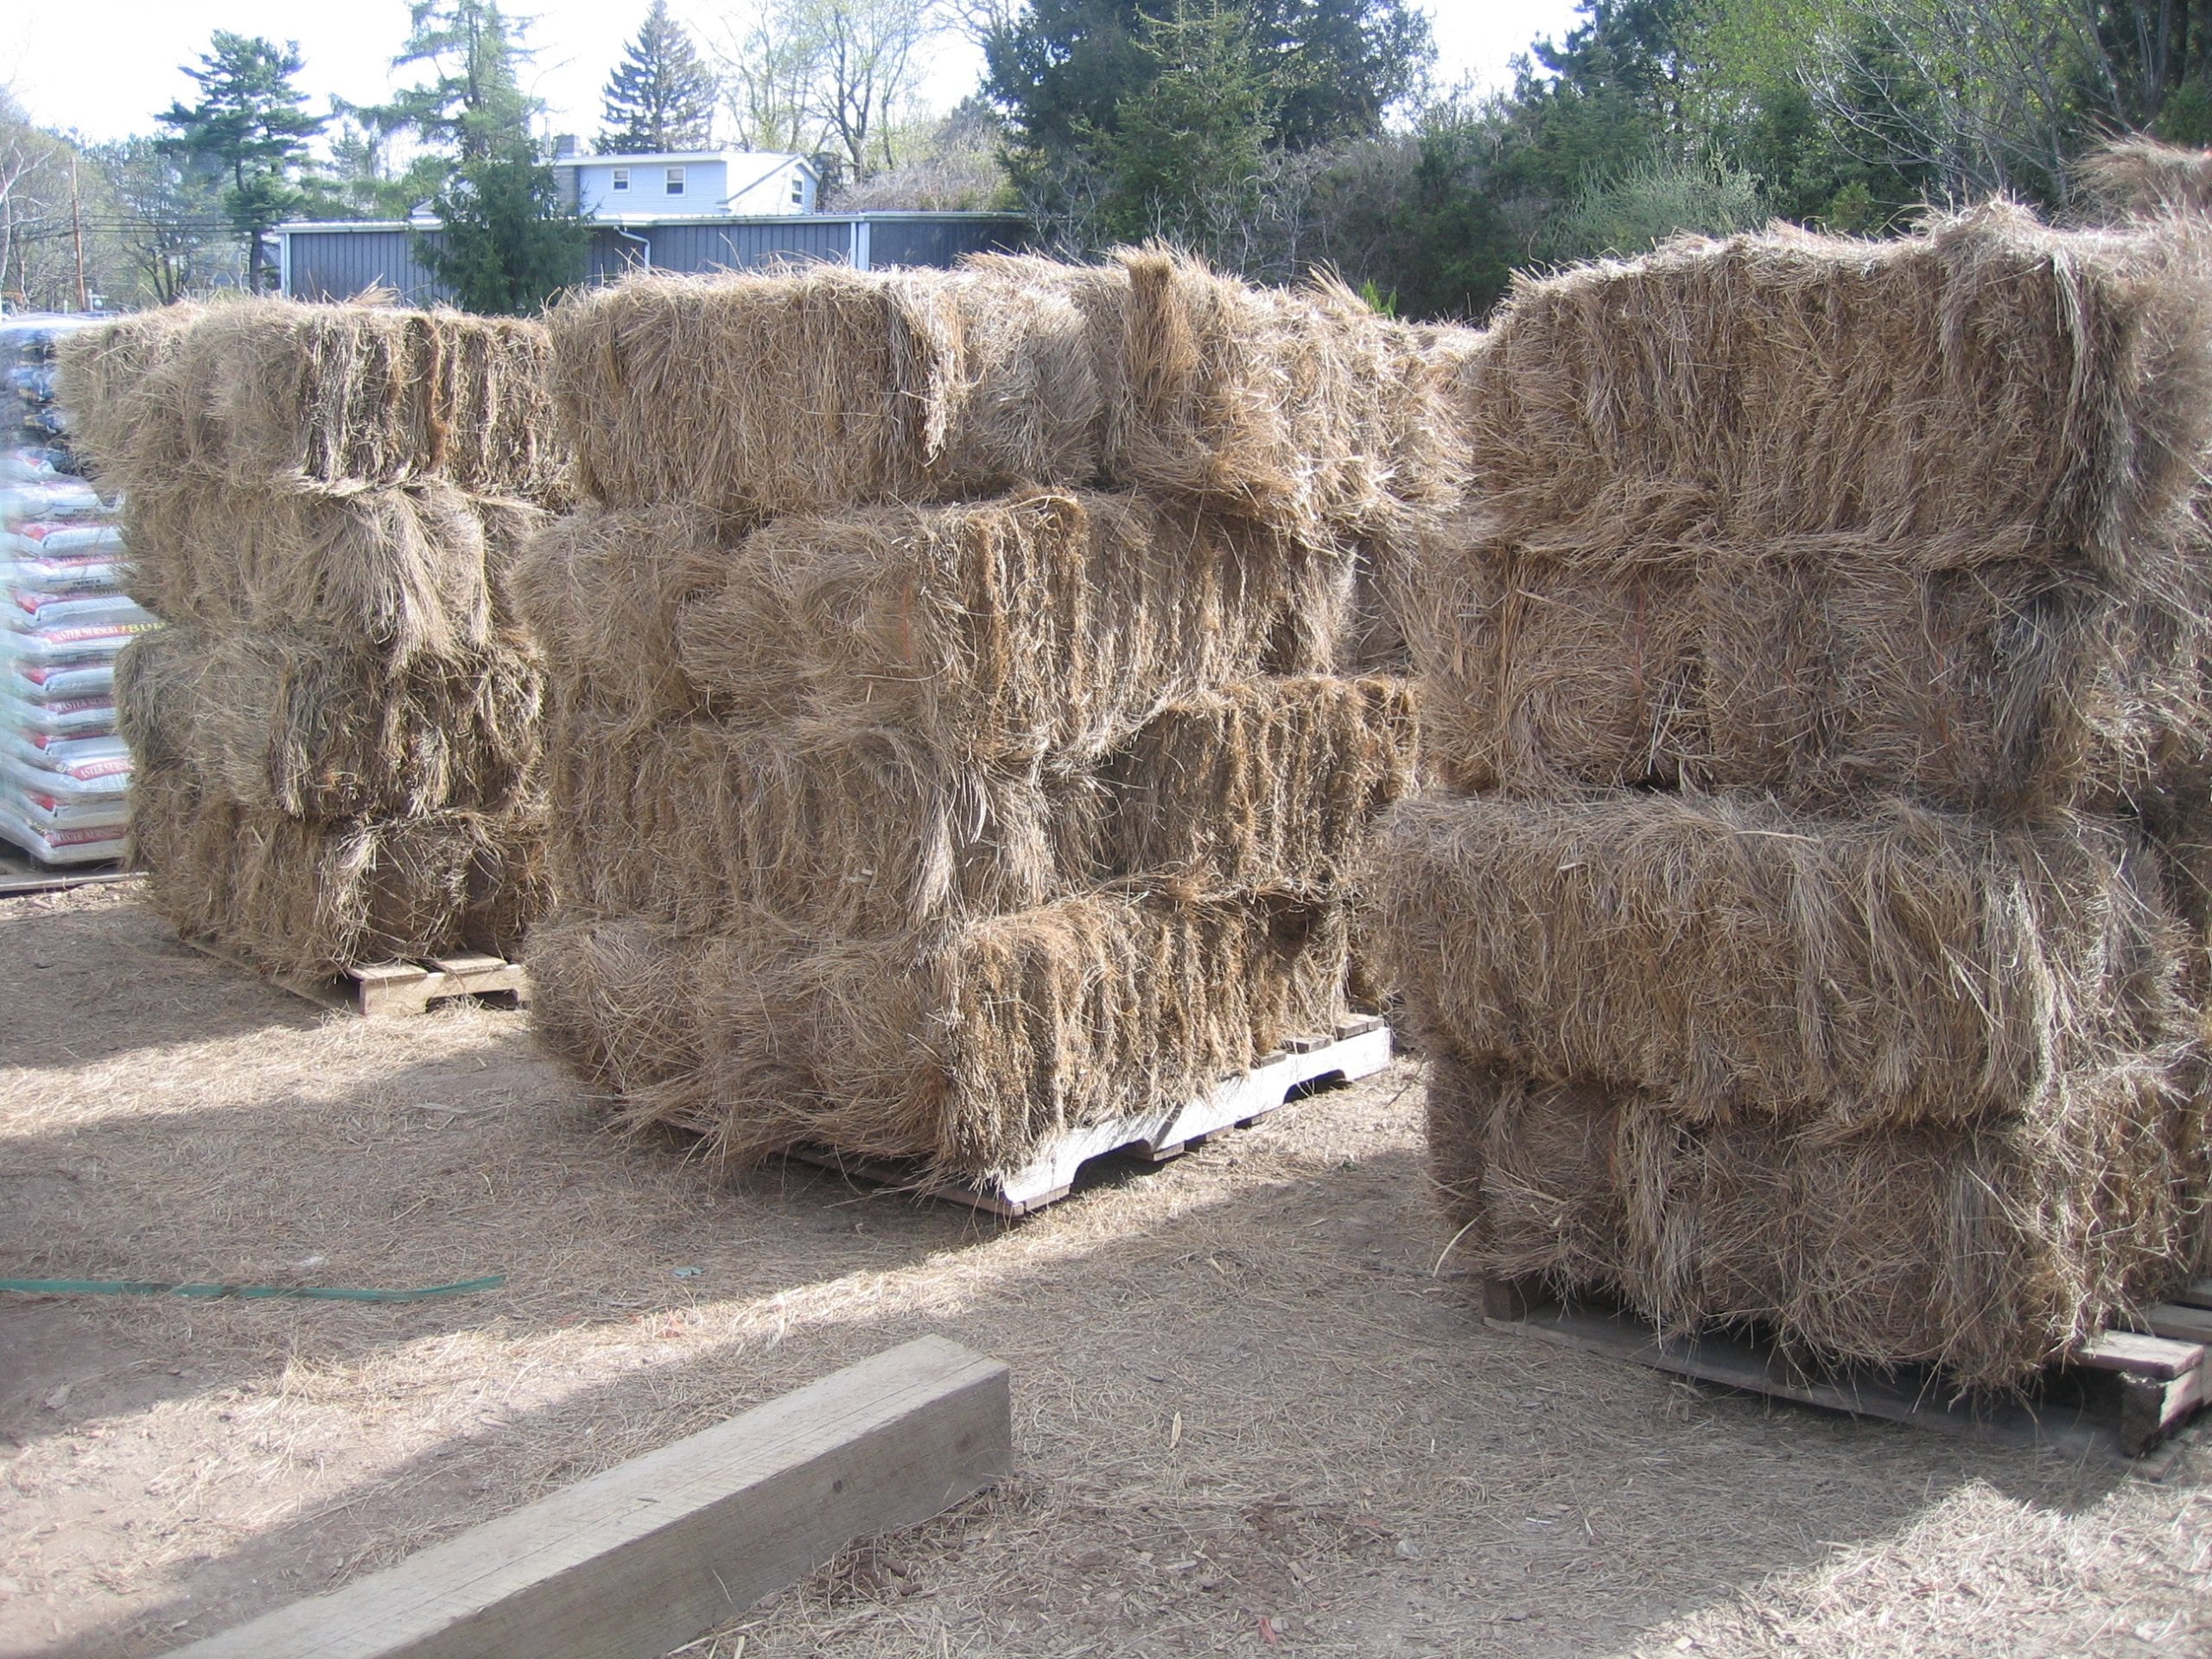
<box><xmin>0</xmin><ymin>839</ymin><xmax>134</xmax><ymax>896</ymax></box>
<box><xmin>182</xmin><ymin>935</ymin><xmax>531</xmax><ymax>1018</ymax></box>
<box><xmin>1479</xmin><ymin>1275</ymin><xmax>2212</xmax><ymax>1464</ymax></box>
<box><xmin>793</xmin><ymin>1017</ymin><xmax>1393</xmax><ymax>1217</ymax></box>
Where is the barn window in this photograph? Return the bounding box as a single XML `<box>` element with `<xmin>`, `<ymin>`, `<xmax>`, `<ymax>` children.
<box><xmin>611</xmin><ymin>168</ymin><xmax>629</xmax><ymax>192</ymax></box>
<box><xmin>666</xmin><ymin>166</ymin><xmax>686</xmax><ymax>195</ymax></box>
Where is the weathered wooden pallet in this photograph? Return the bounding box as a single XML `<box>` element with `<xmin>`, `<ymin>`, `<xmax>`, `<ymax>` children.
<box><xmin>182</xmin><ymin>934</ymin><xmax>531</xmax><ymax>1018</ymax></box>
<box><xmin>0</xmin><ymin>839</ymin><xmax>134</xmax><ymax>896</ymax></box>
<box><xmin>1479</xmin><ymin>1274</ymin><xmax>2212</xmax><ymax>1465</ymax></box>
<box><xmin>793</xmin><ymin>1017</ymin><xmax>1393</xmax><ymax>1217</ymax></box>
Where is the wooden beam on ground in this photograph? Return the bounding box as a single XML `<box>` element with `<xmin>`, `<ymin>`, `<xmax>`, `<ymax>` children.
<box><xmin>166</xmin><ymin>1335</ymin><xmax>1011</xmax><ymax>1659</ymax></box>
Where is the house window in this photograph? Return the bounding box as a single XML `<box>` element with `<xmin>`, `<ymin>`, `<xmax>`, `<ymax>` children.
<box><xmin>611</xmin><ymin>168</ymin><xmax>629</xmax><ymax>193</ymax></box>
<box><xmin>791</xmin><ymin>175</ymin><xmax>804</xmax><ymax>206</ymax></box>
<box><xmin>665</xmin><ymin>166</ymin><xmax>685</xmax><ymax>196</ymax></box>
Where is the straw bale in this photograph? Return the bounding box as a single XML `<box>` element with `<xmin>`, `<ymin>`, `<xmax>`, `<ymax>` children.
<box><xmin>60</xmin><ymin>300</ymin><xmax>567</xmax><ymax>499</ymax></box>
<box><xmin>524</xmin><ymin>912</ymin><xmax>715</xmax><ymax>1095</ymax></box>
<box><xmin>544</xmin><ymin>672</ymin><xmax>1409</xmax><ymax>938</ymax></box>
<box><xmin>1103</xmin><ymin>676</ymin><xmax>1418</xmax><ymax>898</ymax></box>
<box><xmin>548</xmin><ymin>250</ymin><xmax>1457</xmax><ymax>540</ymax></box>
<box><xmin>128</xmin><ymin>757</ymin><xmax>548</xmax><ymax>976</ymax></box>
<box><xmin>52</xmin><ymin>302</ymin><xmax>204</xmax><ymax>496</ymax></box>
<box><xmin>1429</xmin><ymin>1056</ymin><xmax>2200</xmax><ymax>1387</ymax></box>
<box><xmin>507</xmin><ymin>505</ymin><xmax>738</xmax><ymax>731</ymax></box>
<box><xmin>1403</xmin><ymin>528</ymin><xmax>2202</xmax><ymax>812</ymax></box>
<box><xmin>188</xmin><ymin>299</ymin><xmax>569</xmax><ymax>497</ymax></box>
<box><xmin>1427</xmin><ymin>1053</ymin><xmax>1629</xmax><ymax>1287</ymax></box>
<box><xmin>673</xmin><ymin>489</ymin><xmax>1350</xmax><ymax>757</ymax></box>
<box><xmin>547</xmin><ymin>711</ymin><xmax>1102</xmax><ymax>938</ymax></box>
<box><xmin>1375</xmin><ymin>791</ymin><xmax>2190</xmax><ymax>1134</ymax></box>
<box><xmin>125</xmin><ymin>763</ymin><xmax>242</xmax><ymax>944</ymax></box>
<box><xmin>121</xmin><ymin>482</ymin><xmax>547</xmax><ymax>661</ymax></box>
<box><xmin>594</xmin><ymin>886</ymin><xmax>1352</xmax><ymax>1176</ymax></box>
<box><xmin>120</xmin><ymin>626</ymin><xmax>542</xmax><ymax>820</ymax></box>
<box><xmin>1459</xmin><ymin>203</ymin><xmax>2212</xmax><ymax>582</ymax></box>
<box><xmin>2075</xmin><ymin>137</ymin><xmax>2212</xmax><ymax>221</ymax></box>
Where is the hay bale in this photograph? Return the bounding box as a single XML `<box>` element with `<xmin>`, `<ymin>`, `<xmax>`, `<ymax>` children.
<box><xmin>1404</xmin><ymin>532</ymin><xmax>2195</xmax><ymax>811</ymax></box>
<box><xmin>544</xmin><ymin>674</ymin><xmax>1411</xmax><ymax>938</ymax></box>
<box><xmin>130</xmin><ymin>756</ymin><xmax>548</xmax><ymax>976</ymax></box>
<box><xmin>60</xmin><ymin>300</ymin><xmax>568</xmax><ymax>499</ymax></box>
<box><xmin>506</xmin><ymin>505</ymin><xmax>737</xmax><ymax>732</ymax></box>
<box><xmin>1102</xmin><ymin>676</ymin><xmax>1418</xmax><ymax>898</ymax></box>
<box><xmin>52</xmin><ymin>302</ymin><xmax>204</xmax><ymax>496</ymax></box>
<box><xmin>547</xmin><ymin>712</ymin><xmax>1100</xmax><ymax>938</ymax></box>
<box><xmin>1429</xmin><ymin>1055</ymin><xmax>2198</xmax><ymax>1387</ymax></box>
<box><xmin>523</xmin><ymin>911</ymin><xmax>715</xmax><ymax>1094</ymax></box>
<box><xmin>1375</xmin><ymin>791</ymin><xmax>2189</xmax><ymax>1134</ymax></box>
<box><xmin>2075</xmin><ymin>137</ymin><xmax>2212</xmax><ymax>221</ymax></box>
<box><xmin>121</xmin><ymin>624</ymin><xmax>542</xmax><ymax>821</ymax></box>
<box><xmin>120</xmin><ymin>484</ymin><xmax>548</xmax><ymax>665</ymax></box>
<box><xmin>531</xmin><ymin>886</ymin><xmax>1350</xmax><ymax>1177</ymax></box>
<box><xmin>671</xmin><ymin>490</ymin><xmax>1350</xmax><ymax>758</ymax></box>
<box><xmin>1458</xmin><ymin>202</ymin><xmax>2212</xmax><ymax>582</ymax></box>
<box><xmin>548</xmin><ymin>250</ymin><xmax>1457</xmax><ymax>540</ymax></box>
<box><xmin>189</xmin><ymin>299</ymin><xmax>567</xmax><ymax>497</ymax></box>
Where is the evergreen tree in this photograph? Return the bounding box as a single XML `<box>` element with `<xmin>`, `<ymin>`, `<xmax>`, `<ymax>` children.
<box><xmin>601</xmin><ymin>0</ymin><xmax>719</xmax><ymax>152</ymax></box>
<box><xmin>988</xmin><ymin>0</ymin><xmax>1430</xmax><ymax>177</ymax></box>
<box><xmin>155</xmin><ymin>32</ymin><xmax>324</xmax><ymax>290</ymax></box>
<box><xmin>364</xmin><ymin>0</ymin><xmax>541</xmax><ymax>209</ymax></box>
<box><xmin>420</xmin><ymin>125</ymin><xmax>589</xmax><ymax>313</ymax></box>
<box><xmin>1097</xmin><ymin>0</ymin><xmax>1279</xmax><ymax>252</ymax></box>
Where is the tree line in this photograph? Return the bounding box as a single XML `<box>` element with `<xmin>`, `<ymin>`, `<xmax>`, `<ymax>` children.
<box><xmin>4</xmin><ymin>0</ymin><xmax>2208</xmax><ymax>320</ymax></box>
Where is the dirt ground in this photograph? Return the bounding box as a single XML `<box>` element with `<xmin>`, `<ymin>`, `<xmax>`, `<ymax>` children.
<box><xmin>1</xmin><ymin>883</ymin><xmax>2207</xmax><ymax>1659</ymax></box>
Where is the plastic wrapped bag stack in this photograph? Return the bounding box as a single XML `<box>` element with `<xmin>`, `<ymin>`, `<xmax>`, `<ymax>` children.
<box><xmin>0</xmin><ymin>317</ymin><xmax>154</xmax><ymax>866</ymax></box>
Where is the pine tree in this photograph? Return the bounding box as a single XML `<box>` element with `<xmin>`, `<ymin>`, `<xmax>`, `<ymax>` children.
<box><xmin>421</xmin><ymin>125</ymin><xmax>589</xmax><ymax>313</ymax></box>
<box><xmin>1097</xmin><ymin>0</ymin><xmax>1279</xmax><ymax>254</ymax></box>
<box><xmin>155</xmin><ymin>32</ymin><xmax>324</xmax><ymax>290</ymax></box>
<box><xmin>600</xmin><ymin>0</ymin><xmax>719</xmax><ymax>152</ymax></box>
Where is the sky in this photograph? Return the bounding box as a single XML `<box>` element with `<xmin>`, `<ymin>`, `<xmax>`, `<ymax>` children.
<box><xmin>2</xmin><ymin>1</ymin><xmax>1583</xmax><ymax>149</ymax></box>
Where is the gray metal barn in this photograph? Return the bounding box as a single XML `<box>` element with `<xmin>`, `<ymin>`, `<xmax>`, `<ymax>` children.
<box><xmin>276</xmin><ymin>212</ymin><xmax>1031</xmax><ymax>303</ymax></box>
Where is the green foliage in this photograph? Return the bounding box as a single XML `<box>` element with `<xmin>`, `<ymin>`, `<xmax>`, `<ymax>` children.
<box><xmin>600</xmin><ymin>0</ymin><xmax>719</xmax><ymax>152</ymax></box>
<box><xmin>155</xmin><ymin>31</ymin><xmax>325</xmax><ymax>289</ymax></box>
<box><xmin>1540</xmin><ymin>156</ymin><xmax>1762</xmax><ymax>264</ymax></box>
<box><xmin>418</xmin><ymin>127</ymin><xmax>588</xmax><ymax>314</ymax></box>
<box><xmin>1096</xmin><ymin>0</ymin><xmax>1279</xmax><ymax>251</ymax></box>
<box><xmin>988</xmin><ymin>0</ymin><xmax>1433</xmax><ymax>207</ymax></box>
<box><xmin>360</xmin><ymin>0</ymin><xmax>542</xmax><ymax>213</ymax></box>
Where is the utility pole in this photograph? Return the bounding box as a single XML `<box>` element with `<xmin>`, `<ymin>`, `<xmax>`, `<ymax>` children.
<box><xmin>70</xmin><ymin>157</ymin><xmax>87</xmax><ymax>310</ymax></box>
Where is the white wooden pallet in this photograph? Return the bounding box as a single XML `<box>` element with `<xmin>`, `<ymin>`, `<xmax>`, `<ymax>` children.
<box><xmin>795</xmin><ymin>1017</ymin><xmax>1392</xmax><ymax>1217</ymax></box>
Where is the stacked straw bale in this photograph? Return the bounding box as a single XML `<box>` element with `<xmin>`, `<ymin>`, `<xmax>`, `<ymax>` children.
<box><xmin>1377</xmin><ymin>202</ymin><xmax>2212</xmax><ymax>1388</ymax></box>
<box><xmin>60</xmin><ymin>300</ymin><xmax>563</xmax><ymax>976</ymax></box>
<box><xmin>522</xmin><ymin>249</ymin><xmax>1440</xmax><ymax>1179</ymax></box>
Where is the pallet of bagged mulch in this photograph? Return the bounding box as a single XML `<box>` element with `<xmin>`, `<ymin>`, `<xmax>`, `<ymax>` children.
<box><xmin>1477</xmin><ymin>1275</ymin><xmax>2212</xmax><ymax>1465</ymax></box>
<box><xmin>181</xmin><ymin>935</ymin><xmax>530</xmax><ymax>1018</ymax></box>
<box><xmin>793</xmin><ymin>1017</ymin><xmax>1391</xmax><ymax>1216</ymax></box>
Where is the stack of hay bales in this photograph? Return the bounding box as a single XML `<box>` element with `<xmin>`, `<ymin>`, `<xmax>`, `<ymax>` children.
<box><xmin>519</xmin><ymin>251</ymin><xmax>1446</xmax><ymax>1178</ymax></box>
<box><xmin>1376</xmin><ymin>203</ymin><xmax>2212</xmax><ymax>1388</ymax></box>
<box><xmin>58</xmin><ymin>301</ymin><xmax>565</xmax><ymax>976</ymax></box>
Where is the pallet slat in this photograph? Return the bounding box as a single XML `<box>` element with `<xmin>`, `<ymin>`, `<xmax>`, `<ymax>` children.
<box><xmin>182</xmin><ymin>936</ymin><xmax>531</xmax><ymax>1018</ymax></box>
<box><xmin>1480</xmin><ymin>1278</ymin><xmax>2208</xmax><ymax>1461</ymax></box>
